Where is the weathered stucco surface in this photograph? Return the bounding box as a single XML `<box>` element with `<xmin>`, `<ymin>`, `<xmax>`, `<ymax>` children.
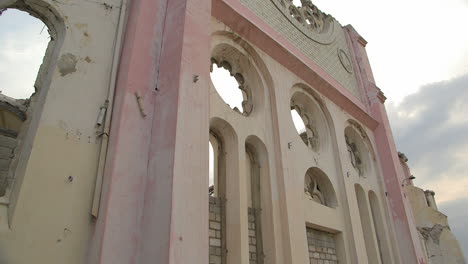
<box><xmin>0</xmin><ymin>0</ymin><xmax>464</xmax><ymax>264</ymax></box>
<box><xmin>0</xmin><ymin>0</ymin><xmax>123</xmax><ymax>263</ymax></box>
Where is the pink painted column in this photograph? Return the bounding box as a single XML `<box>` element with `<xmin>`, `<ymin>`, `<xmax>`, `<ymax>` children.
<box><xmin>345</xmin><ymin>25</ymin><xmax>426</xmax><ymax>264</ymax></box>
<box><xmin>89</xmin><ymin>0</ymin><xmax>211</xmax><ymax>263</ymax></box>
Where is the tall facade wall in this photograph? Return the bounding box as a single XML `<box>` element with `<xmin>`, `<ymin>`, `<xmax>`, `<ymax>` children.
<box><xmin>208</xmin><ymin>15</ymin><xmax>399</xmax><ymax>263</ymax></box>
<box><xmin>0</xmin><ymin>0</ymin><xmax>463</xmax><ymax>264</ymax></box>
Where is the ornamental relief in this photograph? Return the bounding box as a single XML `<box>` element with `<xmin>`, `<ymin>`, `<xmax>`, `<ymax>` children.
<box><xmin>345</xmin><ymin>135</ymin><xmax>364</xmax><ymax>176</ymax></box>
<box><xmin>291</xmin><ymin>104</ymin><xmax>319</xmax><ymax>151</ymax></box>
<box><xmin>271</xmin><ymin>0</ymin><xmax>335</xmax><ymax>44</ymax></box>
<box><xmin>210</xmin><ymin>58</ymin><xmax>253</xmax><ymax>116</ymax></box>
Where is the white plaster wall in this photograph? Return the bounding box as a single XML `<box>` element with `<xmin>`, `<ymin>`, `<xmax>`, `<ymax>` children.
<box><xmin>0</xmin><ymin>0</ymin><xmax>123</xmax><ymax>263</ymax></box>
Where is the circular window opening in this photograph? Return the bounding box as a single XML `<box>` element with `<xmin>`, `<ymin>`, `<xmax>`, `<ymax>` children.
<box><xmin>210</xmin><ymin>59</ymin><xmax>253</xmax><ymax>115</ymax></box>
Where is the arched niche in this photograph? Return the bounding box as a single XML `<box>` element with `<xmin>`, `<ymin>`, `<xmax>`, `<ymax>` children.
<box><xmin>0</xmin><ymin>1</ymin><xmax>65</xmax><ymax>200</ymax></box>
<box><xmin>368</xmin><ymin>190</ymin><xmax>392</xmax><ymax>264</ymax></box>
<box><xmin>211</xmin><ymin>32</ymin><xmax>267</xmax><ymax>117</ymax></box>
<box><xmin>304</xmin><ymin>167</ymin><xmax>338</xmax><ymax>208</ymax></box>
<box><xmin>290</xmin><ymin>85</ymin><xmax>331</xmax><ymax>153</ymax></box>
<box><xmin>208</xmin><ymin>117</ymin><xmax>239</xmax><ymax>264</ymax></box>
<box><xmin>344</xmin><ymin>121</ymin><xmax>374</xmax><ymax>177</ymax></box>
<box><xmin>355</xmin><ymin>184</ymin><xmax>381</xmax><ymax>264</ymax></box>
<box><xmin>209</xmin><ymin>117</ymin><xmax>239</xmax><ymax>198</ymax></box>
<box><xmin>245</xmin><ymin>135</ymin><xmax>272</xmax><ymax>264</ymax></box>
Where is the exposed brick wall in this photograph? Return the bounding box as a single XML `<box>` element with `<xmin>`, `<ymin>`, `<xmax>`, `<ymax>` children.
<box><xmin>306</xmin><ymin>227</ymin><xmax>339</xmax><ymax>264</ymax></box>
<box><xmin>0</xmin><ymin>134</ymin><xmax>18</xmax><ymax>196</ymax></box>
<box><xmin>209</xmin><ymin>196</ymin><xmax>224</xmax><ymax>264</ymax></box>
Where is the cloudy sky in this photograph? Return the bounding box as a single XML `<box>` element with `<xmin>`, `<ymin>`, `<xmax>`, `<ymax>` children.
<box><xmin>0</xmin><ymin>9</ymin><xmax>49</xmax><ymax>99</ymax></box>
<box><xmin>2</xmin><ymin>0</ymin><xmax>468</xmax><ymax>259</ymax></box>
<box><xmin>308</xmin><ymin>0</ymin><xmax>468</xmax><ymax>258</ymax></box>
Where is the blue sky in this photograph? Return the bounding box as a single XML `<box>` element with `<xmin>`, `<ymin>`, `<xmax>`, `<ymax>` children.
<box><xmin>2</xmin><ymin>2</ymin><xmax>468</xmax><ymax>259</ymax></box>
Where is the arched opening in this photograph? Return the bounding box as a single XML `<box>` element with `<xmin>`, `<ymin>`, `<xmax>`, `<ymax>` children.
<box><xmin>245</xmin><ymin>143</ymin><xmax>264</xmax><ymax>264</ymax></box>
<box><xmin>210</xmin><ymin>61</ymin><xmax>245</xmax><ymax>113</ymax></box>
<box><xmin>208</xmin><ymin>140</ymin><xmax>216</xmax><ymax>196</ymax></box>
<box><xmin>304</xmin><ymin>167</ymin><xmax>337</xmax><ymax>208</ymax></box>
<box><xmin>0</xmin><ymin>8</ymin><xmax>51</xmax><ymax>197</ymax></box>
<box><xmin>244</xmin><ymin>135</ymin><xmax>275</xmax><ymax>264</ymax></box>
<box><xmin>355</xmin><ymin>184</ymin><xmax>381</xmax><ymax>264</ymax></box>
<box><xmin>290</xmin><ymin>89</ymin><xmax>330</xmax><ymax>152</ymax></box>
<box><xmin>369</xmin><ymin>191</ymin><xmax>391</xmax><ymax>264</ymax></box>
<box><xmin>0</xmin><ymin>9</ymin><xmax>50</xmax><ymax>99</ymax></box>
<box><xmin>290</xmin><ymin>107</ymin><xmax>308</xmax><ymax>146</ymax></box>
<box><xmin>210</xmin><ymin>41</ymin><xmax>262</xmax><ymax>117</ymax></box>
<box><xmin>208</xmin><ymin>132</ymin><xmax>225</xmax><ymax>264</ymax></box>
<box><xmin>344</xmin><ymin>126</ymin><xmax>370</xmax><ymax>177</ymax></box>
<box><xmin>208</xmin><ymin>117</ymin><xmax>240</xmax><ymax>264</ymax></box>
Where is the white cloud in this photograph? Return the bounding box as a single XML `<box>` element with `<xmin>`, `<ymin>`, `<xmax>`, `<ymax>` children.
<box><xmin>0</xmin><ymin>9</ymin><xmax>49</xmax><ymax>99</ymax></box>
<box><xmin>313</xmin><ymin>0</ymin><xmax>468</xmax><ymax>103</ymax></box>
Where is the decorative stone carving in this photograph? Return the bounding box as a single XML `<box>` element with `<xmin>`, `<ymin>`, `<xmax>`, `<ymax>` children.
<box><xmin>271</xmin><ymin>0</ymin><xmax>335</xmax><ymax>44</ymax></box>
<box><xmin>210</xmin><ymin>58</ymin><xmax>253</xmax><ymax>116</ymax></box>
<box><xmin>291</xmin><ymin>104</ymin><xmax>319</xmax><ymax>151</ymax></box>
<box><xmin>305</xmin><ymin>177</ymin><xmax>325</xmax><ymax>205</ymax></box>
<box><xmin>345</xmin><ymin>135</ymin><xmax>364</xmax><ymax>176</ymax></box>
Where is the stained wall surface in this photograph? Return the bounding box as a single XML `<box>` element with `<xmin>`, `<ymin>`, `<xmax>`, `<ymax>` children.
<box><xmin>0</xmin><ymin>0</ymin><xmax>123</xmax><ymax>263</ymax></box>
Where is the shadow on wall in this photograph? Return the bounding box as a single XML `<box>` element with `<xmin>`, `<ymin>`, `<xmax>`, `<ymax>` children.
<box><xmin>0</xmin><ymin>248</ymin><xmax>6</xmax><ymax>264</ymax></box>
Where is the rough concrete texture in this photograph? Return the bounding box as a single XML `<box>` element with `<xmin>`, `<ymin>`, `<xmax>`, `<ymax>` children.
<box><xmin>407</xmin><ymin>185</ymin><xmax>466</xmax><ymax>264</ymax></box>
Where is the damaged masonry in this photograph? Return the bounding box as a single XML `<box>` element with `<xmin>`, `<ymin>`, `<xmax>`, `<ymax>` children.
<box><xmin>0</xmin><ymin>0</ymin><xmax>465</xmax><ymax>264</ymax></box>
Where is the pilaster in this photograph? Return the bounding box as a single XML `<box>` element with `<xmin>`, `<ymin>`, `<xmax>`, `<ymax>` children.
<box><xmin>91</xmin><ymin>0</ymin><xmax>211</xmax><ymax>263</ymax></box>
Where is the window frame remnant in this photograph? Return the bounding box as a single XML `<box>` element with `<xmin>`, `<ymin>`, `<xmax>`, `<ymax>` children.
<box><xmin>210</xmin><ymin>58</ymin><xmax>253</xmax><ymax>116</ymax></box>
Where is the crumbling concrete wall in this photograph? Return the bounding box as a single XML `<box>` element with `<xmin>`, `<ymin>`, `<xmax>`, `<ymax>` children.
<box><xmin>407</xmin><ymin>186</ymin><xmax>466</xmax><ymax>264</ymax></box>
<box><xmin>0</xmin><ymin>95</ymin><xmax>27</xmax><ymax>197</ymax></box>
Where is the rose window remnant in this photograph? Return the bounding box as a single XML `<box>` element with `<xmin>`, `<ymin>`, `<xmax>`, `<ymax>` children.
<box><xmin>279</xmin><ymin>0</ymin><xmax>329</xmax><ymax>34</ymax></box>
<box><xmin>210</xmin><ymin>58</ymin><xmax>253</xmax><ymax>116</ymax></box>
<box><xmin>290</xmin><ymin>104</ymin><xmax>319</xmax><ymax>151</ymax></box>
<box><xmin>345</xmin><ymin>135</ymin><xmax>364</xmax><ymax>176</ymax></box>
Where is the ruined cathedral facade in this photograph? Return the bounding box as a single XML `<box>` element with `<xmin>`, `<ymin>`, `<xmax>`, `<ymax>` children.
<box><xmin>0</xmin><ymin>0</ymin><xmax>465</xmax><ymax>263</ymax></box>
